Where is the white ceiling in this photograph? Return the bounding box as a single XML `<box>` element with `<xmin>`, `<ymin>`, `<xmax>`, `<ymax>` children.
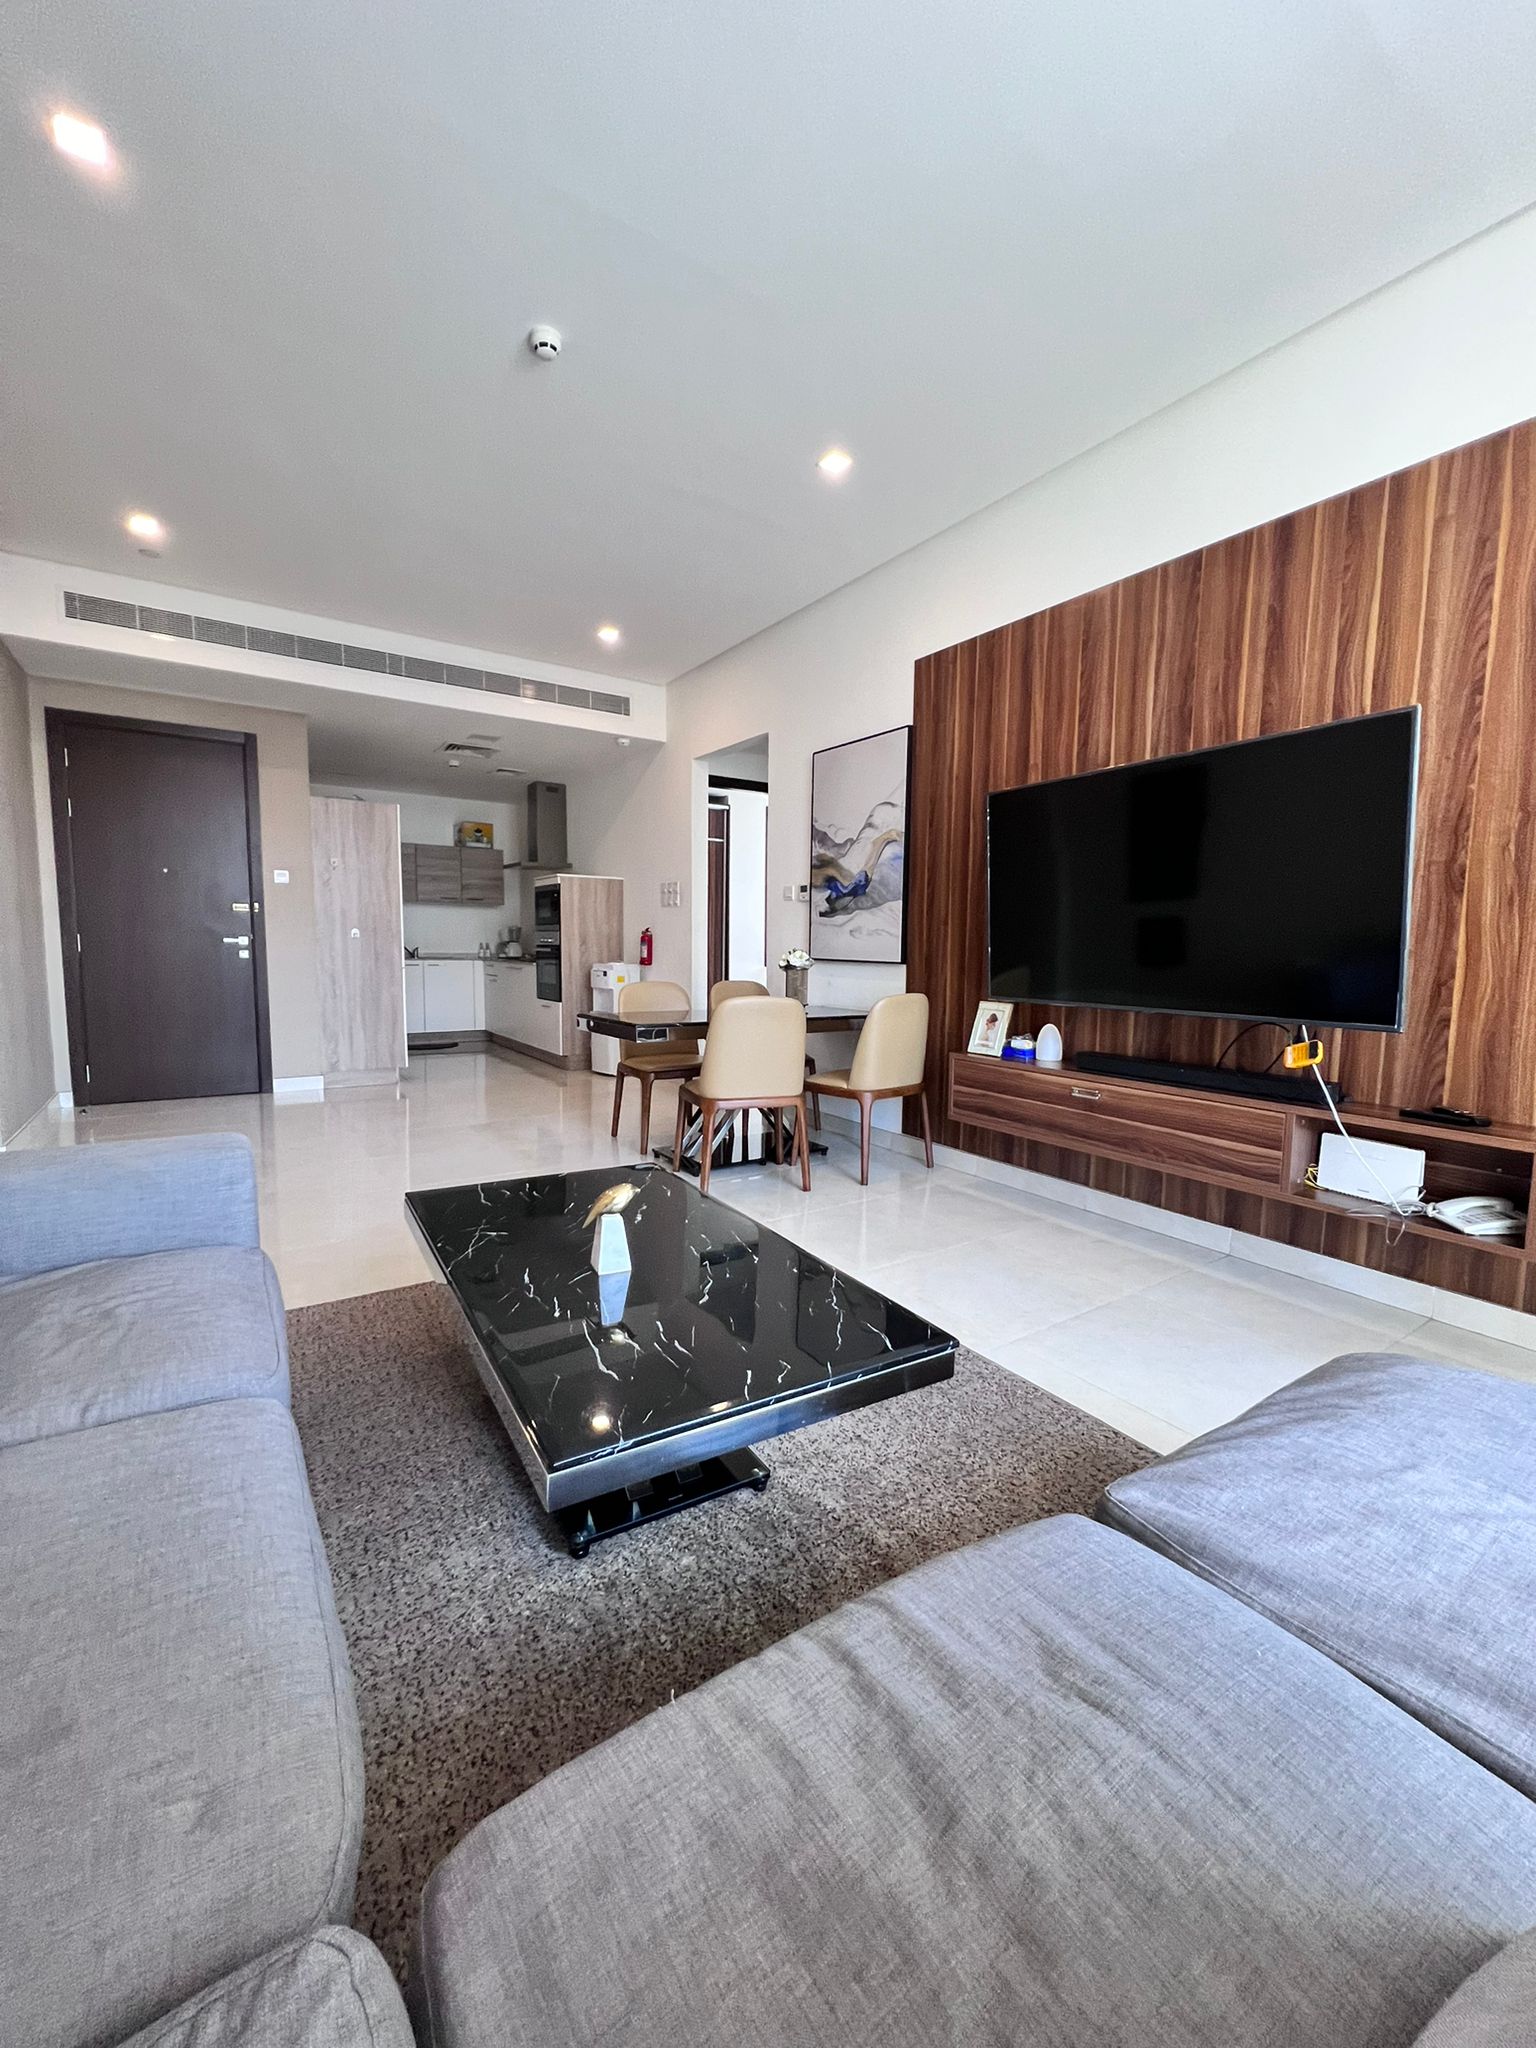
<box><xmin>4</xmin><ymin>2</ymin><xmax>1535</xmax><ymax>684</ymax></box>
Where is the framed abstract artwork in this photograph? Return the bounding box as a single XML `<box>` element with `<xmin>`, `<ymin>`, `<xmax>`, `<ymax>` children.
<box><xmin>809</xmin><ymin>724</ymin><xmax>912</xmax><ymax>963</ymax></box>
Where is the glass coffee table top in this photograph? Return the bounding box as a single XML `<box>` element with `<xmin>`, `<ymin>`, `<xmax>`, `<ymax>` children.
<box><xmin>406</xmin><ymin>1163</ymin><xmax>955</xmax><ymax>1553</ymax></box>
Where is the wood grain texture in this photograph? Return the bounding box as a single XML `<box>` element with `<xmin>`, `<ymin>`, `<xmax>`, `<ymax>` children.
<box><xmin>909</xmin><ymin>417</ymin><xmax>1536</xmax><ymax>1309</ymax></box>
<box><xmin>557</xmin><ymin>876</ymin><xmax>624</xmax><ymax>1071</ymax></box>
<box><xmin>312</xmin><ymin>797</ymin><xmax>407</xmax><ymax>1080</ymax></box>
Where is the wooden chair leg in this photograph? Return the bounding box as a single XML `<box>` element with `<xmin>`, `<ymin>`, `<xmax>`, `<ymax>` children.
<box><xmin>919</xmin><ymin>1091</ymin><xmax>934</xmax><ymax>1169</ymax></box>
<box><xmin>699</xmin><ymin>1105</ymin><xmax>717</xmax><ymax>1196</ymax></box>
<box><xmin>610</xmin><ymin>1068</ymin><xmax>625</xmax><ymax>1139</ymax></box>
<box><xmin>774</xmin><ymin>1104</ymin><xmax>784</xmax><ymax>1165</ymax></box>
<box><xmin>858</xmin><ymin>1094</ymin><xmax>873</xmax><ymax>1185</ymax></box>
<box><xmin>638</xmin><ymin>1072</ymin><xmax>654</xmax><ymax>1154</ymax></box>
<box><xmin>809</xmin><ymin>1084</ymin><xmax>821</xmax><ymax>1132</ymax></box>
<box><xmin>796</xmin><ymin>1098</ymin><xmax>811</xmax><ymax>1190</ymax></box>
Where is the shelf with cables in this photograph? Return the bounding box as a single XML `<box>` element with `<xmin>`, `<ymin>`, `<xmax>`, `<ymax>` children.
<box><xmin>947</xmin><ymin>1054</ymin><xmax>1536</xmax><ymax>1262</ymax></box>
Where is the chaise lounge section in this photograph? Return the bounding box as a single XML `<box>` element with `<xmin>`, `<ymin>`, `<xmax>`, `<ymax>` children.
<box><xmin>0</xmin><ymin>1135</ymin><xmax>411</xmax><ymax>2048</ymax></box>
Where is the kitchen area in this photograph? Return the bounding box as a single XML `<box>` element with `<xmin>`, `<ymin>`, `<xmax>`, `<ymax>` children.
<box><xmin>313</xmin><ymin>775</ymin><xmax>621</xmax><ymax>1072</ymax></box>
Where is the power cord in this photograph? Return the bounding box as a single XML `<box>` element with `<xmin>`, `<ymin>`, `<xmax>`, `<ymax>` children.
<box><xmin>1307</xmin><ymin>1052</ymin><xmax>1423</xmax><ymax>1243</ymax></box>
<box><xmin>1215</xmin><ymin>1020</ymin><xmax>1291</xmax><ymax>1073</ymax></box>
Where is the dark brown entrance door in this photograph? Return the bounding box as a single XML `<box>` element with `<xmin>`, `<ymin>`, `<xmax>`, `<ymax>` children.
<box><xmin>48</xmin><ymin>712</ymin><xmax>271</xmax><ymax>1105</ymax></box>
<box><xmin>706</xmin><ymin>797</ymin><xmax>730</xmax><ymax>992</ymax></box>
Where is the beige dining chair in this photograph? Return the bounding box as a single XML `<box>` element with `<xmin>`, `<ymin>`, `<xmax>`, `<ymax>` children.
<box><xmin>610</xmin><ymin>979</ymin><xmax>701</xmax><ymax>1155</ymax></box>
<box><xmin>673</xmin><ymin>996</ymin><xmax>811</xmax><ymax>1195</ymax></box>
<box><xmin>805</xmin><ymin>992</ymin><xmax>932</xmax><ymax>1185</ymax></box>
<box><xmin>708</xmin><ymin>980</ymin><xmax>820</xmax><ymax>1130</ymax></box>
<box><xmin>708</xmin><ymin>979</ymin><xmax>769</xmax><ymax>1009</ymax></box>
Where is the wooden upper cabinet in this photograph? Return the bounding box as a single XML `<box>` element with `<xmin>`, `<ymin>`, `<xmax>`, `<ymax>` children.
<box><xmin>412</xmin><ymin>844</ymin><xmax>465</xmax><ymax>904</ymax></box>
<box><xmin>400</xmin><ymin>841</ymin><xmax>506</xmax><ymax>906</ymax></box>
<box><xmin>459</xmin><ymin>845</ymin><xmax>505</xmax><ymax>905</ymax></box>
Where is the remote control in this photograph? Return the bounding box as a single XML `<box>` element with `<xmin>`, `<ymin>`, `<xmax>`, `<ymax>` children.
<box><xmin>1399</xmin><ymin>1105</ymin><xmax>1492</xmax><ymax>1130</ymax></box>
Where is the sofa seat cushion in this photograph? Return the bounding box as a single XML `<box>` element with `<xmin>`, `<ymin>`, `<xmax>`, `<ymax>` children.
<box><xmin>1415</xmin><ymin>1927</ymin><xmax>1536</xmax><ymax>2044</ymax></box>
<box><xmin>2</xmin><ymin>1400</ymin><xmax>363</xmax><ymax>2048</ymax></box>
<box><xmin>0</xmin><ymin>1245</ymin><xmax>288</xmax><ymax>1448</ymax></box>
<box><xmin>119</xmin><ymin>1932</ymin><xmax>413</xmax><ymax>2048</ymax></box>
<box><xmin>1098</xmin><ymin>1351</ymin><xmax>1536</xmax><ymax>1798</ymax></box>
<box><xmin>417</xmin><ymin>1515</ymin><xmax>1536</xmax><ymax>2048</ymax></box>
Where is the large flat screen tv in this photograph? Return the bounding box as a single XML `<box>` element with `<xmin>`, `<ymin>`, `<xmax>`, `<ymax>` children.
<box><xmin>987</xmin><ymin>708</ymin><xmax>1419</xmax><ymax>1030</ymax></box>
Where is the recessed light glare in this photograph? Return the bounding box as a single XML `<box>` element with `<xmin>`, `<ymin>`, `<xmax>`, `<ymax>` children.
<box><xmin>817</xmin><ymin>446</ymin><xmax>853</xmax><ymax>479</ymax></box>
<box><xmin>596</xmin><ymin>624</ymin><xmax>621</xmax><ymax>646</ymax></box>
<box><xmin>124</xmin><ymin>510</ymin><xmax>165</xmax><ymax>542</ymax></box>
<box><xmin>50</xmin><ymin>112</ymin><xmax>113</xmax><ymax>169</ymax></box>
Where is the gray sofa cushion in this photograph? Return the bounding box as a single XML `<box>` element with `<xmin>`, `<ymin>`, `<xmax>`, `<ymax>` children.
<box><xmin>0</xmin><ymin>1246</ymin><xmax>289</xmax><ymax>1448</ymax></box>
<box><xmin>2</xmin><ymin>1400</ymin><xmax>364</xmax><ymax>2048</ymax></box>
<box><xmin>1415</xmin><ymin>1928</ymin><xmax>1536</xmax><ymax>2044</ymax></box>
<box><xmin>416</xmin><ymin>1514</ymin><xmax>1536</xmax><ymax>2048</ymax></box>
<box><xmin>1098</xmin><ymin>1351</ymin><xmax>1536</xmax><ymax>1798</ymax></box>
<box><xmin>118</xmin><ymin>1932</ymin><xmax>413</xmax><ymax>2048</ymax></box>
<box><xmin>0</xmin><ymin>1134</ymin><xmax>260</xmax><ymax>1279</ymax></box>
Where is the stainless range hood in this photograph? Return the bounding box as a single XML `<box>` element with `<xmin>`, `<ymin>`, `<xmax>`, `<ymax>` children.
<box><xmin>522</xmin><ymin>781</ymin><xmax>569</xmax><ymax>870</ymax></box>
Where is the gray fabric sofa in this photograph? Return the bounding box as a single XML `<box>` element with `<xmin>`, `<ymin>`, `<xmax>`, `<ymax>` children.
<box><xmin>0</xmin><ymin>1136</ymin><xmax>412</xmax><ymax>2048</ymax></box>
<box><xmin>416</xmin><ymin>1350</ymin><xmax>1536</xmax><ymax>2048</ymax></box>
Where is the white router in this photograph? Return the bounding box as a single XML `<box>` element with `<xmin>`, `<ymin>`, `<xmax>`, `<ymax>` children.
<box><xmin>1315</xmin><ymin>1132</ymin><xmax>1425</xmax><ymax>1207</ymax></box>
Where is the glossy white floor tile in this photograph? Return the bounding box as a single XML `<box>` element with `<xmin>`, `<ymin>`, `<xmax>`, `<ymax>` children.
<box><xmin>18</xmin><ymin>1050</ymin><xmax>1536</xmax><ymax>1447</ymax></box>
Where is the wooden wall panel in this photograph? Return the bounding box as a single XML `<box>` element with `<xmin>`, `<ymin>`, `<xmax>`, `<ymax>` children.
<box><xmin>908</xmin><ymin>417</ymin><xmax>1536</xmax><ymax>1310</ymax></box>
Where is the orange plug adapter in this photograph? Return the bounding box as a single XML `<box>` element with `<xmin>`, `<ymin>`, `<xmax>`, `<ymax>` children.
<box><xmin>1282</xmin><ymin>1034</ymin><xmax>1324</xmax><ymax>1071</ymax></box>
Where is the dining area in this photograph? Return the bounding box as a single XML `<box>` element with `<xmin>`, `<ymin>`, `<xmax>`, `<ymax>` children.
<box><xmin>582</xmin><ymin>981</ymin><xmax>934</xmax><ymax>1191</ymax></box>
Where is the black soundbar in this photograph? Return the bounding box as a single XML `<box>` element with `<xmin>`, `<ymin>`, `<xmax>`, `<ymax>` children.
<box><xmin>1073</xmin><ymin>1050</ymin><xmax>1346</xmax><ymax>1108</ymax></box>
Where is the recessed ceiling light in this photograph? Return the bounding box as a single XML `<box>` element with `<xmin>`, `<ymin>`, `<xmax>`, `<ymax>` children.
<box><xmin>596</xmin><ymin>624</ymin><xmax>621</xmax><ymax>647</ymax></box>
<box><xmin>817</xmin><ymin>446</ymin><xmax>854</xmax><ymax>479</ymax></box>
<box><xmin>49</xmin><ymin>112</ymin><xmax>113</xmax><ymax>170</ymax></box>
<box><xmin>124</xmin><ymin>510</ymin><xmax>165</xmax><ymax>542</ymax></box>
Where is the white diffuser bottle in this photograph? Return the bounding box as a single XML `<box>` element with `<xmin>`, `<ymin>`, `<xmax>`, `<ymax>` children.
<box><xmin>1035</xmin><ymin>1022</ymin><xmax>1064</xmax><ymax>1067</ymax></box>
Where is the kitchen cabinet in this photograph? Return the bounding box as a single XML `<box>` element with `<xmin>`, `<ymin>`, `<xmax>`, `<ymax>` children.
<box><xmin>413</xmin><ymin>846</ymin><xmax>462</xmax><ymax>905</ymax></box>
<box><xmin>400</xmin><ymin>843</ymin><xmax>506</xmax><ymax>907</ymax></box>
<box><xmin>530</xmin><ymin>995</ymin><xmax>565</xmax><ymax>1056</ymax></box>
<box><xmin>459</xmin><ymin>845</ymin><xmax>505</xmax><ymax>905</ymax></box>
<box><xmin>403</xmin><ymin>960</ymin><xmax>426</xmax><ymax>1035</ymax></box>
<box><xmin>421</xmin><ymin>958</ymin><xmax>479</xmax><ymax>1033</ymax></box>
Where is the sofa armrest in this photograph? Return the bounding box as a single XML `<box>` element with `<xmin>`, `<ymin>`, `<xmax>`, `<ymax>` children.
<box><xmin>0</xmin><ymin>1134</ymin><xmax>261</xmax><ymax>1277</ymax></box>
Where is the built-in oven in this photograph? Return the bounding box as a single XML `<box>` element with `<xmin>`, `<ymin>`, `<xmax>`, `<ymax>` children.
<box><xmin>536</xmin><ymin>943</ymin><xmax>562</xmax><ymax>1002</ymax></box>
<box><xmin>533</xmin><ymin>883</ymin><xmax>561</xmax><ymax>940</ymax></box>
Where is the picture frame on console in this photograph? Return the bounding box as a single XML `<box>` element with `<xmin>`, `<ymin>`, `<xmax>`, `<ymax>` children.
<box><xmin>809</xmin><ymin>724</ymin><xmax>912</xmax><ymax>964</ymax></box>
<box><xmin>967</xmin><ymin>1001</ymin><xmax>1013</xmax><ymax>1057</ymax></box>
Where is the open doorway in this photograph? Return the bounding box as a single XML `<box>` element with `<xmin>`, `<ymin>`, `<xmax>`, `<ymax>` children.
<box><xmin>702</xmin><ymin>735</ymin><xmax>769</xmax><ymax>994</ymax></box>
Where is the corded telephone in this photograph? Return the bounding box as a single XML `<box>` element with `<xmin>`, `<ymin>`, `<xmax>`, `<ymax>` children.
<box><xmin>1424</xmin><ymin>1196</ymin><xmax>1527</xmax><ymax>1239</ymax></box>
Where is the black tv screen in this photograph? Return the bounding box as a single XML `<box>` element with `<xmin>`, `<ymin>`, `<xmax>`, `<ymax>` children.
<box><xmin>987</xmin><ymin>708</ymin><xmax>1419</xmax><ymax>1030</ymax></box>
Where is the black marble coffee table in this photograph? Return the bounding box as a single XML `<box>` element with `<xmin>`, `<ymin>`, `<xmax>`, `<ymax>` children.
<box><xmin>406</xmin><ymin>1163</ymin><xmax>956</xmax><ymax>1556</ymax></box>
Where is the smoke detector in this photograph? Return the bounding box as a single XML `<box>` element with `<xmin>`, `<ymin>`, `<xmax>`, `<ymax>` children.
<box><xmin>527</xmin><ymin>325</ymin><xmax>562</xmax><ymax>360</ymax></box>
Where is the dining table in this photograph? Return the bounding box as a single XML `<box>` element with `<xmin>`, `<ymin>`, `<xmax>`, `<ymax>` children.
<box><xmin>577</xmin><ymin>1002</ymin><xmax>870</xmax><ymax>1174</ymax></box>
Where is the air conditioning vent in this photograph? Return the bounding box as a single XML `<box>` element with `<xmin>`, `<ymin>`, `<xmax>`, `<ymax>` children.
<box><xmin>61</xmin><ymin>591</ymin><xmax>632</xmax><ymax>719</ymax></box>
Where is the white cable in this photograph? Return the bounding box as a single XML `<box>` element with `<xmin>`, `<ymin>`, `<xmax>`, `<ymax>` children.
<box><xmin>1308</xmin><ymin>1049</ymin><xmax>1423</xmax><ymax>1226</ymax></box>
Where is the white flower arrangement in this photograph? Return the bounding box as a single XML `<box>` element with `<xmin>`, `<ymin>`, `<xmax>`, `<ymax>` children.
<box><xmin>778</xmin><ymin>947</ymin><xmax>812</xmax><ymax>970</ymax></box>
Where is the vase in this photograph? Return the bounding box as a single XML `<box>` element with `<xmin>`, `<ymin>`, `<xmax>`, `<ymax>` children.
<box><xmin>590</xmin><ymin>1212</ymin><xmax>632</xmax><ymax>1275</ymax></box>
<box><xmin>784</xmin><ymin>967</ymin><xmax>809</xmax><ymax>1005</ymax></box>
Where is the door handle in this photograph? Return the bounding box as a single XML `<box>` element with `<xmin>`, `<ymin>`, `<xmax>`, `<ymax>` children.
<box><xmin>221</xmin><ymin>935</ymin><xmax>246</xmax><ymax>944</ymax></box>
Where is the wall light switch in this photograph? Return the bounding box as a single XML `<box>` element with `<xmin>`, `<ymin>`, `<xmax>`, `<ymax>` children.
<box><xmin>782</xmin><ymin>884</ymin><xmax>795</xmax><ymax>900</ymax></box>
<box><xmin>273</xmin><ymin>869</ymin><xmax>290</xmax><ymax>885</ymax></box>
<box><xmin>659</xmin><ymin>880</ymin><xmax>681</xmax><ymax>908</ymax></box>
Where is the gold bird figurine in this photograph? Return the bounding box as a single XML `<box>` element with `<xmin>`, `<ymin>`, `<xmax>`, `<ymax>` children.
<box><xmin>583</xmin><ymin>1181</ymin><xmax>640</xmax><ymax>1228</ymax></box>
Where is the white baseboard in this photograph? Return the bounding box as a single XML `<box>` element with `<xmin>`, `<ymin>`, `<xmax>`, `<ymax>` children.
<box><xmin>846</xmin><ymin>1110</ymin><xmax>1536</xmax><ymax>1355</ymax></box>
<box><xmin>272</xmin><ymin>1075</ymin><xmax>326</xmax><ymax>1099</ymax></box>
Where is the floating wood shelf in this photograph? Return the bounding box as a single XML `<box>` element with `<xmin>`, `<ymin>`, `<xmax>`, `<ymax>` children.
<box><xmin>948</xmin><ymin>1054</ymin><xmax>1536</xmax><ymax>1263</ymax></box>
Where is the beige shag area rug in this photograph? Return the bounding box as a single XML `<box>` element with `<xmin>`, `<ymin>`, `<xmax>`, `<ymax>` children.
<box><xmin>288</xmin><ymin>1281</ymin><xmax>1151</xmax><ymax>1975</ymax></box>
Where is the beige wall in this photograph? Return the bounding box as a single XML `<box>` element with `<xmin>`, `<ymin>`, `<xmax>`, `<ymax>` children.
<box><xmin>0</xmin><ymin>641</ymin><xmax>55</xmax><ymax>1140</ymax></box>
<box><xmin>30</xmin><ymin>679</ymin><xmax>323</xmax><ymax>1085</ymax></box>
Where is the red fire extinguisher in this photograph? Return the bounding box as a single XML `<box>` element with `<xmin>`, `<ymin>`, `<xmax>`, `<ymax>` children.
<box><xmin>639</xmin><ymin>926</ymin><xmax>654</xmax><ymax>968</ymax></box>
